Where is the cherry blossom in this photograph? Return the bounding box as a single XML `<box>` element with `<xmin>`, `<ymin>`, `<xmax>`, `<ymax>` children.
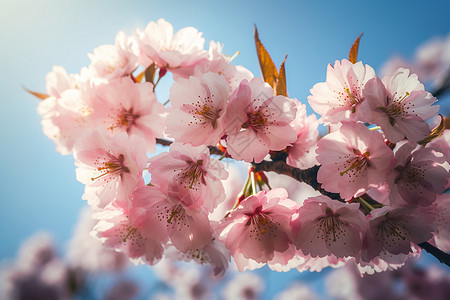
<box><xmin>430</xmin><ymin>194</ymin><xmax>450</xmax><ymax>252</ymax></box>
<box><xmin>388</xmin><ymin>142</ymin><xmax>448</xmax><ymax>207</ymax></box>
<box><xmin>362</xmin><ymin>68</ymin><xmax>439</xmax><ymax>143</ymax></box>
<box><xmin>216</xmin><ymin>188</ymin><xmax>299</xmax><ymax>264</ymax></box>
<box><xmin>73</xmin><ymin>130</ymin><xmax>148</xmax><ymax>209</ymax></box>
<box><xmin>133</xmin><ymin>185</ymin><xmax>212</xmax><ymax>253</ymax></box>
<box><xmin>363</xmin><ymin>206</ymin><xmax>434</xmax><ymax>261</ymax></box>
<box><xmin>292</xmin><ymin>195</ymin><xmax>367</xmax><ymax>258</ymax></box>
<box><xmin>88</xmin><ymin>77</ymin><xmax>165</xmax><ymax>152</ymax></box>
<box><xmin>286</xmin><ymin>102</ymin><xmax>320</xmax><ymax>169</ymax></box>
<box><xmin>166</xmin><ymin>72</ymin><xmax>229</xmax><ymax>146</ymax></box>
<box><xmin>308</xmin><ymin>59</ymin><xmax>376</xmax><ymax>124</ymax></box>
<box><xmin>134</xmin><ymin>18</ymin><xmax>208</xmax><ymax>70</ymax></box>
<box><xmin>148</xmin><ymin>142</ymin><xmax>228</xmax><ymax>212</ymax></box>
<box><xmin>316</xmin><ymin>122</ymin><xmax>395</xmax><ymax>199</ymax></box>
<box><xmin>222</xmin><ymin>272</ymin><xmax>265</xmax><ymax>300</ymax></box>
<box><xmin>88</xmin><ymin>31</ymin><xmax>138</xmax><ymax>81</ymax></box>
<box><xmin>224</xmin><ymin>78</ymin><xmax>297</xmax><ymax>163</ymax></box>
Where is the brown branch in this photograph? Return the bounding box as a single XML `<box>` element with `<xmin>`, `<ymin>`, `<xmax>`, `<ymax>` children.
<box><xmin>156</xmin><ymin>138</ymin><xmax>449</xmax><ymax>267</ymax></box>
<box><xmin>252</xmin><ymin>161</ymin><xmax>344</xmax><ymax>202</ymax></box>
<box><xmin>418</xmin><ymin>242</ymin><xmax>450</xmax><ymax>267</ymax></box>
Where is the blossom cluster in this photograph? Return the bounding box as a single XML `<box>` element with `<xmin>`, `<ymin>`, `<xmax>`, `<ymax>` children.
<box><xmin>33</xmin><ymin>19</ymin><xmax>449</xmax><ymax>276</ymax></box>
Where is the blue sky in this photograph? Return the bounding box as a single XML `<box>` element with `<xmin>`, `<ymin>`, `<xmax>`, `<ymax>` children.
<box><xmin>0</xmin><ymin>0</ymin><xmax>448</xmax><ymax>298</ymax></box>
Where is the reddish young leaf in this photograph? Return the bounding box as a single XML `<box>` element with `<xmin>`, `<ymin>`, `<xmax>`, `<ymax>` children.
<box><xmin>276</xmin><ymin>55</ymin><xmax>288</xmax><ymax>97</ymax></box>
<box><xmin>23</xmin><ymin>86</ymin><xmax>49</xmax><ymax>100</ymax></box>
<box><xmin>349</xmin><ymin>33</ymin><xmax>363</xmax><ymax>64</ymax></box>
<box><xmin>254</xmin><ymin>26</ymin><xmax>279</xmax><ymax>91</ymax></box>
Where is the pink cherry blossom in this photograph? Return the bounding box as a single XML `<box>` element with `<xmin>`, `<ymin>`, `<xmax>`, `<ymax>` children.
<box><xmin>292</xmin><ymin>195</ymin><xmax>367</xmax><ymax>258</ymax></box>
<box><xmin>363</xmin><ymin>206</ymin><xmax>433</xmax><ymax>261</ymax></box>
<box><xmin>430</xmin><ymin>194</ymin><xmax>450</xmax><ymax>252</ymax></box>
<box><xmin>216</xmin><ymin>188</ymin><xmax>299</xmax><ymax>264</ymax></box>
<box><xmin>135</xmin><ymin>185</ymin><xmax>212</xmax><ymax>252</ymax></box>
<box><xmin>37</xmin><ymin>88</ymin><xmax>92</xmax><ymax>155</ymax></box>
<box><xmin>286</xmin><ymin>102</ymin><xmax>320</xmax><ymax>169</ymax></box>
<box><xmin>388</xmin><ymin>142</ymin><xmax>448</xmax><ymax>207</ymax></box>
<box><xmin>308</xmin><ymin>59</ymin><xmax>376</xmax><ymax>124</ymax></box>
<box><xmin>88</xmin><ymin>77</ymin><xmax>165</xmax><ymax>152</ymax></box>
<box><xmin>88</xmin><ymin>31</ymin><xmax>138</xmax><ymax>80</ymax></box>
<box><xmin>224</xmin><ymin>78</ymin><xmax>297</xmax><ymax>163</ymax></box>
<box><xmin>191</xmin><ymin>41</ymin><xmax>254</xmax><ymax>92</ymax></box>
<box><xmin>135</xmin><ymin>18</ymin><xmax>208</xmax><ymax>70</ymax></box>
<box><xmin>45</xmin><ymin>66</ymin><xmax>76</xmax><ymax>98</ymax></box>
<box><xmin>166</xmin><ymin>72</ymin><xmax>229</xmax><ymax>146</ymax></box>
<box><xmin>148</xmin><ymin>142</ymin><xmax>228</xmax><ymax>212</ymax></box>
<box><xmin>362</xmin><ymin>68</ymin><xmax>439</xmax><ymax>143</ymax></box>
<box><xmin>316</xmin><ymin>122</ymin><xmax>395</xmax><ymax>199</ymax></box>
<box><xmin>93</xmin><ymin>198</ymin><xmax>167</xmax><ymax>265</ymax></box>
<box><xmin>73</xmin><ymin>130</ymin><xmax>148</xmax><ymax>209</ymax></box>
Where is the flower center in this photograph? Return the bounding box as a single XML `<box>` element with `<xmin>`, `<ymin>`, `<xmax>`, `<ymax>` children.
<box><xmin>179</xmin><ymin>160</ymin><xmax>205</xmax><ymax>189</ymax></box>
<box><xmin>111</xmin><ymin>108</ymin><xmax>139</xmax><ymax>132</ymax></box>
<box><xmin>91</xmin><ymin>153</ymin><xmax>130</xmax><ymax>181</ymax></box>
<box><xmin>243</xmin><ymin>110</ymin><xmax>268</xmax><ymax>130</ymax></box>
<box><xmin>340</xmin><ymin>149</ymin><xmax>371</xmax><ymax>176</ymax></box>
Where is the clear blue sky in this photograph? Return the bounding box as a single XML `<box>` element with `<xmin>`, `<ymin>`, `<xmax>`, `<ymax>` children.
<box><xmin>0</xmin><ymin>0</ymin><xmax>448</xmax><ymax>298</ymax></box>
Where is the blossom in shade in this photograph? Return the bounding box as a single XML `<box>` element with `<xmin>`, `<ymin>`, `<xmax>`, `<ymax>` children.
<box><xmin>166</xmin><ymin>72</ymin><xmax>229</xmax><ymax>146</ymax></box>
<box><xmin>148</xmin><ymin>142</ymin><xmax>228</xmax><ymax>212</ymax></box>
<box><xmin>135</xmin><ymin>18</ymin><xmax>208</xmax><ymax>70</ymax></box>
<box><xmin>224</xmin><ymin>78</ymin><xmax>297</xmax><ymax>163</ymax></box>
<box><xmin>308</xmin><ymin>59</ymin><xmax>376</xmax><ymax>124</ymax></box>
<box><xmin>388</xmin><ymin>142</ymin><xmax>448</xmax><ymax>207</ymax></box>
<box><xmin>135</xmin><ymin>185</ymin><xmax>212</xmax><ymax>252</ymax></box>
<box><xmin>286</xmin><ymin>102</ymin><xmax>320</xmax><ymax>169</ymax></box>
<box><xmin>74</xmin><ymin>130</ymin><xmax>148</xmax><ymax>209</ymax></box>
<box><xmin>316</xmin><ymin>122</ymin><xmax>395</xmax><ymax>200</ymax></box>
<box><xmin>430</xmin><ymin>194</ymin><xmax>450</xmax><ymax>252</ymax></box>
<box><xmin>363</xmin><ymin>206</ymin><xmax>434</xmax><ymax>261</ymax></box>
<box><xmin>292</xmin><ymin>195</ymin><xmax>367</xmax><ymax>258</ymax></box>
<box><xmin>88</xmin><ymin>31</ymin><xmax>138</xmax><ymax>80</ymax></box>
<box><xmin>362</xmin><ymin>68</ymin><xmax>439</xmax><ymax>143</ymax></box>
<box><xmin>88</xmin><ymin>77</ymin><xmax>165</xmax><ymax>152</ymax></box>
<box><xmin>216</xmin><ymin>188</ymin><xmax>299</xmax><ymax>264</ymax></box>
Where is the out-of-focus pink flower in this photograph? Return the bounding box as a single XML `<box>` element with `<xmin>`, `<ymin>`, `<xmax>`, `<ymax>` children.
<box><xmin>292</xmin><ymin>195</ymin><xmax>367</xmax><ymax>258</ymax></box>
<box><xmin>148</xmin><ymin>142</ymin><xmax>228</xmax><ymax>212</ymax></box>
<box><xmin>363</xmin><ymin>68</ymin><xmax>439</xmax><ymax>143</ymax></box>
<box><xmin>415</xmin><ymin>33</ymin><xmax>450</xmax><ymax>87</ymax></box>
<box><xmin>45</xmin><ymin>66</ymin><xmax>76</xmax><ymax>98</ymax></box>
<box><xmin>276</xmin><ymin>283</ymin><xmax>319</xmax><ymax>300</ymax></box>
<box><xmin>166</xmin><ymin>72</ymin><xmax>229</xmax><ymax>146</ymax></box>
<box><xmin>67</xmin><ymin>207</ymin><xmax>129</xmax><ymax>272</ymax></box>
<box><xmin>104</xmin><ymin>280</ymin><xmax>139</xmax><ymax>300</ymax></box>
<box><xmin>88</xmin><ymin>77</ymin><xmax>165</xmax><ymax>152</ymax></box>
<box><xmin>224</xmin><ymin>78</ymin><xmax>297</xmax><ymax>163</ymax></box>
<box><xmin>216</xmin><ymin>188</ymin><xmax>298</xmax><ymax>265</ymax></box>
<box><xmin>316</xmin><ymin>122</ymin><xmax>394</xmax><ymax>200</ymax></box>
<box><xmin>74</xmin><ymin>130</ymin><xmax>148</xmax><ymax>209</ymax></box>
<box><xmin>88</xmin><ymin>31</ymin><xmax>138</xmax><ymax>80</ymax></box>
<box><xmin>286</xmin><ymin>102</ymin><xmax>319</xmax><ymax>169</ymax></box>
<box><xmin>222</xmin><ymin>272</ymin><xmax>265</xmax><ymax>300</ymax></box>
<box><xmin>388</xmin><ymin>142</ymin><xmax>448</xmax><ymax>207</ymax></box>
<box><xmin>363</xmin><ymin>206</ymin><xmax>433</xmax><ymax>261</ymax></box>
<box><xmin>135</xmin><ymin>18</ymin><xmax>208</xmax><ymax>70</ymax></box>
<box><xmin>308</xmin><ymin>59</ymin><xmax>376</xmax><ymax>124</ymax></box>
